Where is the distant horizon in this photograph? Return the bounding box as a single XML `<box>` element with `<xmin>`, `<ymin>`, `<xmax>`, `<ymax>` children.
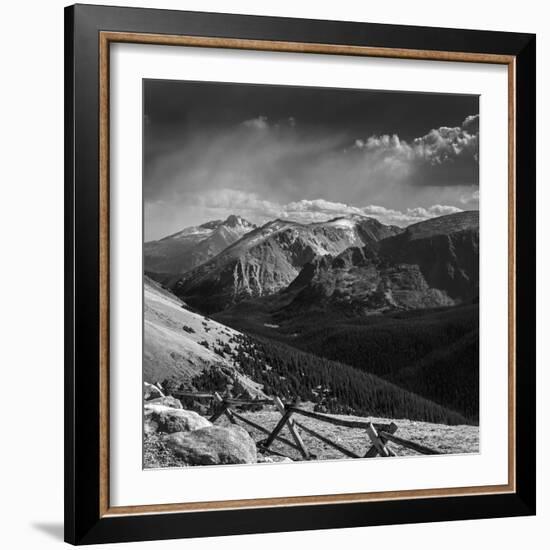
<box><xmin>144</xmin><ymin>80</ymin><xmax>479</xmax><ymax>240</ymax></box>
<box><xmin>147</xmin><ymin>205</ymin><xmax>480</xmax><ymax>242</ymax></box>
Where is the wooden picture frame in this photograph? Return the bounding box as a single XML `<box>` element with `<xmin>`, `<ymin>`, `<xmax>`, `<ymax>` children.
<box><xmin>65</xmin><ymin>4</ymin><xmax>536</xmax><ymax>545</ymax></box>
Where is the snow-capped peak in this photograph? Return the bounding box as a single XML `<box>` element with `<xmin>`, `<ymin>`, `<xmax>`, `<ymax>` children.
<box><xmin>169</xmin><ymin>225</ymin><xmax>215</xmax><ymax>240</ymax></box>
<box><xmin>322</xmin><ymin>217</ymin><xmax>358</xmax><ymax>229</ymax></box>
<box><xmin>158</xmin><ymin>216</ymin><xmax>255</xmax><ymax>241</ymax></box>
<box><xmin>223</xmin><ymin>214</ymin><xmax>254</xmax><ymax>229</ymax></box>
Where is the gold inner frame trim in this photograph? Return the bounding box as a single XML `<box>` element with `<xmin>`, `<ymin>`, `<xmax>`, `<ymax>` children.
<box><xmin>98</xmin><ymin>31</ymin><xmax>516</xmax><ymax>518</ymax></box>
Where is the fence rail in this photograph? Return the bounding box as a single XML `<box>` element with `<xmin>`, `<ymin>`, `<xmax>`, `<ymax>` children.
<box><xmin>169</xmin><ymin>389</ymin><xmax>441</xmax><ymax>460</ymax></box>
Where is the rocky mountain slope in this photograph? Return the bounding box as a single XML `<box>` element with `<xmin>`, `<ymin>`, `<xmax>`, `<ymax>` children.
<box><xmin>287</xmin><ymin>211</ymin><xmax>478</xmax><ymax>313</ymax></box>
<box><xmin>379</xmin><ymin>210</ymin><xmax>479</xmax><ymax>302</ymax></box>
<box><xmin>144</xmin><ymin>276</ymin><xmax>264</xmax><ymax>397</ymax></box>
<box><xmin>144</xmin><ymin>215</ymin><xmax>256</xmax><ymax>278</ymax></box>
<box><xmin>172</xmin><ymin>215</ymin><xmax>402</xmax><ymax>313</ymax></box>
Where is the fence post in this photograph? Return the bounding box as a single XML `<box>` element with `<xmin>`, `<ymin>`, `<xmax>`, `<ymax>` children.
<box><xmin>364</xmin><ymin>422</ymin><xmax>398</xmax><ymax>457</ymax></box>
<box><xmin>273</xmin><ymin>396</ymin><xmax>310</xmax><ymax>459</ymax></box>
<box><xmin>209</xmin><ymin>392</ymin><xmax>236</xmax><ymax>424</ymax></box>
<box><xmin>191</xmin><ymin>389</ymin><xmax>436</xmax><ymax>458</ymax></box>
<box><xmin>217</xmin><ymin>391</ymin><xmax>237</xmax><ymax>424</ymax></box>
<box><xmin>365</xmin><ymin>422</ymin><xmax>391</xmax><ymax>457</ymax></box>
<box><xmin>264</xmin><ymin>408</ymin><xmax>294</xmax><ymax>449</ymax></box>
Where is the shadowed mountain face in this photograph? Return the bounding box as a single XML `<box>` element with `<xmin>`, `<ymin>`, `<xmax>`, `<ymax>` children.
<box><xmin>172</xmin><ymin>216</ymin><xmax>402</xmax><ymax>313</ymax></box>
<box><xmin>380</xmin><ymin>210</ymin><xmax>479</xmax><ymax>302</ymax></box>
<box><xmin>287</xmin><ymin>211</ymin><xmax>479</xmax><ymax>314</ymax></box>
<box><xmin>144</xmin><ymin>215</ymin><xmax>256</xmax><ymax>277</ymax></box>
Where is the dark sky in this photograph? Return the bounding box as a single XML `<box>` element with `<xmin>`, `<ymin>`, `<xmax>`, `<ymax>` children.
<box><xmin>144</xmin><ymin>79</ymin><xmax>479</xmax><ymax>240</ymax></box>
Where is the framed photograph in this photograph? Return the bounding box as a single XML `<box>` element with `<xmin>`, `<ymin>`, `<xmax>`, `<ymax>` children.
<box><xmin>64</xmin><ymin>4</ymin><xmax>536</xmax><ymax>545</ymax></box>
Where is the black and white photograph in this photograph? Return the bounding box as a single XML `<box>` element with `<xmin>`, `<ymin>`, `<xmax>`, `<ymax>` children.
<box><xmin>142</xmin><ymin>79</ymin><xmax>480</xmax><ymax>468</ymax></box>
<box><xmin>0</xmin><ymin>0</ymin><xmax>543</xmax><ymax>546</ymax></box>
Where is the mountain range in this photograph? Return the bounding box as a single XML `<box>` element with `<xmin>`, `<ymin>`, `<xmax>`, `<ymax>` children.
<box><xmin>144</xmin><ymin>214</ymin><xmax>256</xmax><ymax>279</ymax></box>
<box><xmin>286</xmin><ymin>211</ymin><xmax>478</xmax><ymax>314</ymax></box>
<box><xmin>144</xmin><ymin>208</ymin><xmax>479</xmax><ymax>423</ymax></box>
<box><xmin>171</xmin><ymin>215</ymin><xmax>403</xmax><ymax>313</ymax></box>
<box><xmin>161</xmin><ymin>211</ymin><xmax>478</xmax><ymax>315</ymax></box>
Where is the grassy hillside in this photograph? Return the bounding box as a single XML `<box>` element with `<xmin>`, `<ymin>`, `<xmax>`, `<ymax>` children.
<box><xmin>143</xmin><ymin>276</ymin><xmax>264</xmax><ymax>398</ymax></box>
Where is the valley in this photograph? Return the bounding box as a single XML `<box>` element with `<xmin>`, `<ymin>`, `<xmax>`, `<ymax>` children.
<box><xmin>143</xmin><ymin>210</ymin><xmax>480</xmax><ymax>466</ymax></box>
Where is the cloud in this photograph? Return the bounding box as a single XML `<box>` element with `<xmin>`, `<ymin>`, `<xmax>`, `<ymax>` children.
<box><xmin>194</xmin><ymin>192</ymin><xmax>363</xmax><ymax>224</ymax></box>
<box><xmin>144</xmin><ymin>113</ymin><xmax>479</xmax><ymax>238</ymax></box>
<box><xmin>459</xmin><ymin>189</ymin><xmax>480</xmax><ymax>207</ymax></box>
<box><xmin>144</xmin><ymin>115</ymin><xmax>347</xmax><ymax>206</ymax></box>
<box><xmin>354</xmin><ymin>114</ymin><xmax>479</xmax><ymax>168</ymax></box>
<box><xmin>242</xmin><ymin>115</ymin><xmax>269</xmax><ymax>130</ymax></box>
<box><xmin>196</xmin><ymin>188</ymin><xmax>281</xmax><ymax>220</ymax></box>
<box><xmin>412</xmin><ymin>116</ymin><xmax>479</xmax><ymax>165</ymax></box>
<box><xmin>462</xmin><ymin>114</ymin><xmax>479</xmax><ymax>134</ymax></box>
<box><xmin>193</xmin><ymin>190</ymin><xmax>464</xmax><ymax>228</ymax></box>
<box><xmin>283</xmin><ymin>199</ymin><xmax>363</xmax><ymax>217</ymax></box>
<box><xmin>242</xmin><ymin>115</ymin><xmax>298</xmax><ymax>131</ymax></box>
<box><xmin>361</xmin><ymin>204</ymin><xmax>462</xmax><ymax>226</ymax></box>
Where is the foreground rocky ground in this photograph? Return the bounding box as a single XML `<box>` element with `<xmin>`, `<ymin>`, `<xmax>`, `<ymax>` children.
<box><xmin>143</xmin><ymin>382</ymin><xmax>479</xmax><ymax>469</ymax></box>
<box><xmin>217</xmin><ymin>409</ymin><xmax>479</xmax><ymax>461</ymax></box>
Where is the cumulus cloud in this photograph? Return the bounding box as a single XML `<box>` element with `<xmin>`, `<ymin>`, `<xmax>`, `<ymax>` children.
<box><xmin>290</xmin><ymin>201</ymin><xmax>463</xmax><ymax>227</ymax></box>
<box><xmin>242</xmin><ymin>115</ymin><xmax>269</xmax><ymax>130</ymax></box>
<box><xmin>462</xmin><ymin>114</ymin><xmax>479</xmax><ymax>134</ymax></box>
<box><xmin>193</xmin><ymin>190</ymin><xmax>463</xmax><ymax>228</ymax></box>
<box><xmin>283</xmin><ymin>199</ymin><xmax>363</xmax><ymax>217</ymax></box>
<box><xmin>194</xmin><ymin>192</ymin><xmax>360</xmax><ymax>224</ymax></box>
<box><xmin>144</xmin><ymin>113</ymin><xmax>478</xmax><ymax>238</ymax></box>
<box><xmin>354</xmin><ymin>114</ymin><xmax>479</xmax><ymax>167</ymax></box>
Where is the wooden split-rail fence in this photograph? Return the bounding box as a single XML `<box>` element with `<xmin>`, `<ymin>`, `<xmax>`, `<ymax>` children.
<box><xmin>171</xmin><ymin>390</ymin><xmax>441</xmax><ymax>460</ymax></box>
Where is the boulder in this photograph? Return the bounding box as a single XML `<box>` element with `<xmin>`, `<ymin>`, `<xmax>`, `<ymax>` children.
<box><xmin>144</xmin><ymin>382</ymin><xmax>164</xmax><ymax>401</ymax></box>
<box><xmin>144</xmin><ymin>405</ymin><xmax>212</xmax><ymax>434</ymax></box>
<box><xmin>147</xmin><ymin>396</ymin><xmax>183</xmax><ymax>409</ymax></box>
<box><xmin>162</xmin><ymin>425</ymin><xmax>257</xmax><ymax>465</ymax></box>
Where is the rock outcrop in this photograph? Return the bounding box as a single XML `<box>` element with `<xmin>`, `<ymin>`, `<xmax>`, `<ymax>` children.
<box><xmin>144</xmin><ymin>404</ymin><xmax>212</xmax><ymax>434</ymax></box>
<box><xmin>146</xmin><ymin>396</ymin><xmax>183</xmax><ymax>409</ymax></box>
<box><xmin>143</xmin><ymin>397</ymin><xmax>260</xmax><ymax>466</ymax></box>
<box><xmin>287</xmin><ymin>211</ymin><xmax>478</xmax><ymax>314</ymax></box>
<box><xmin>379</xmin><ymin>211</ymin><xmax>479</xmax><ymax>302</ymax></box>
<box><xmin>143</xmin><ymin>381</ymin><xmax>164</xmax><ymax>401</ymax></box>
<box><xmin>162</xmin><ymin>425</ymin><xmax>257</xmax><ymax>465</ymax></box>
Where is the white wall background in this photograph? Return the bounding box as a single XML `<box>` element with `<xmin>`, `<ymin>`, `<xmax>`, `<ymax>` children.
<box><xmin>0</xmin><ymin>0</ymin><xmax>546</xmax><ymax>548</ymax></box>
